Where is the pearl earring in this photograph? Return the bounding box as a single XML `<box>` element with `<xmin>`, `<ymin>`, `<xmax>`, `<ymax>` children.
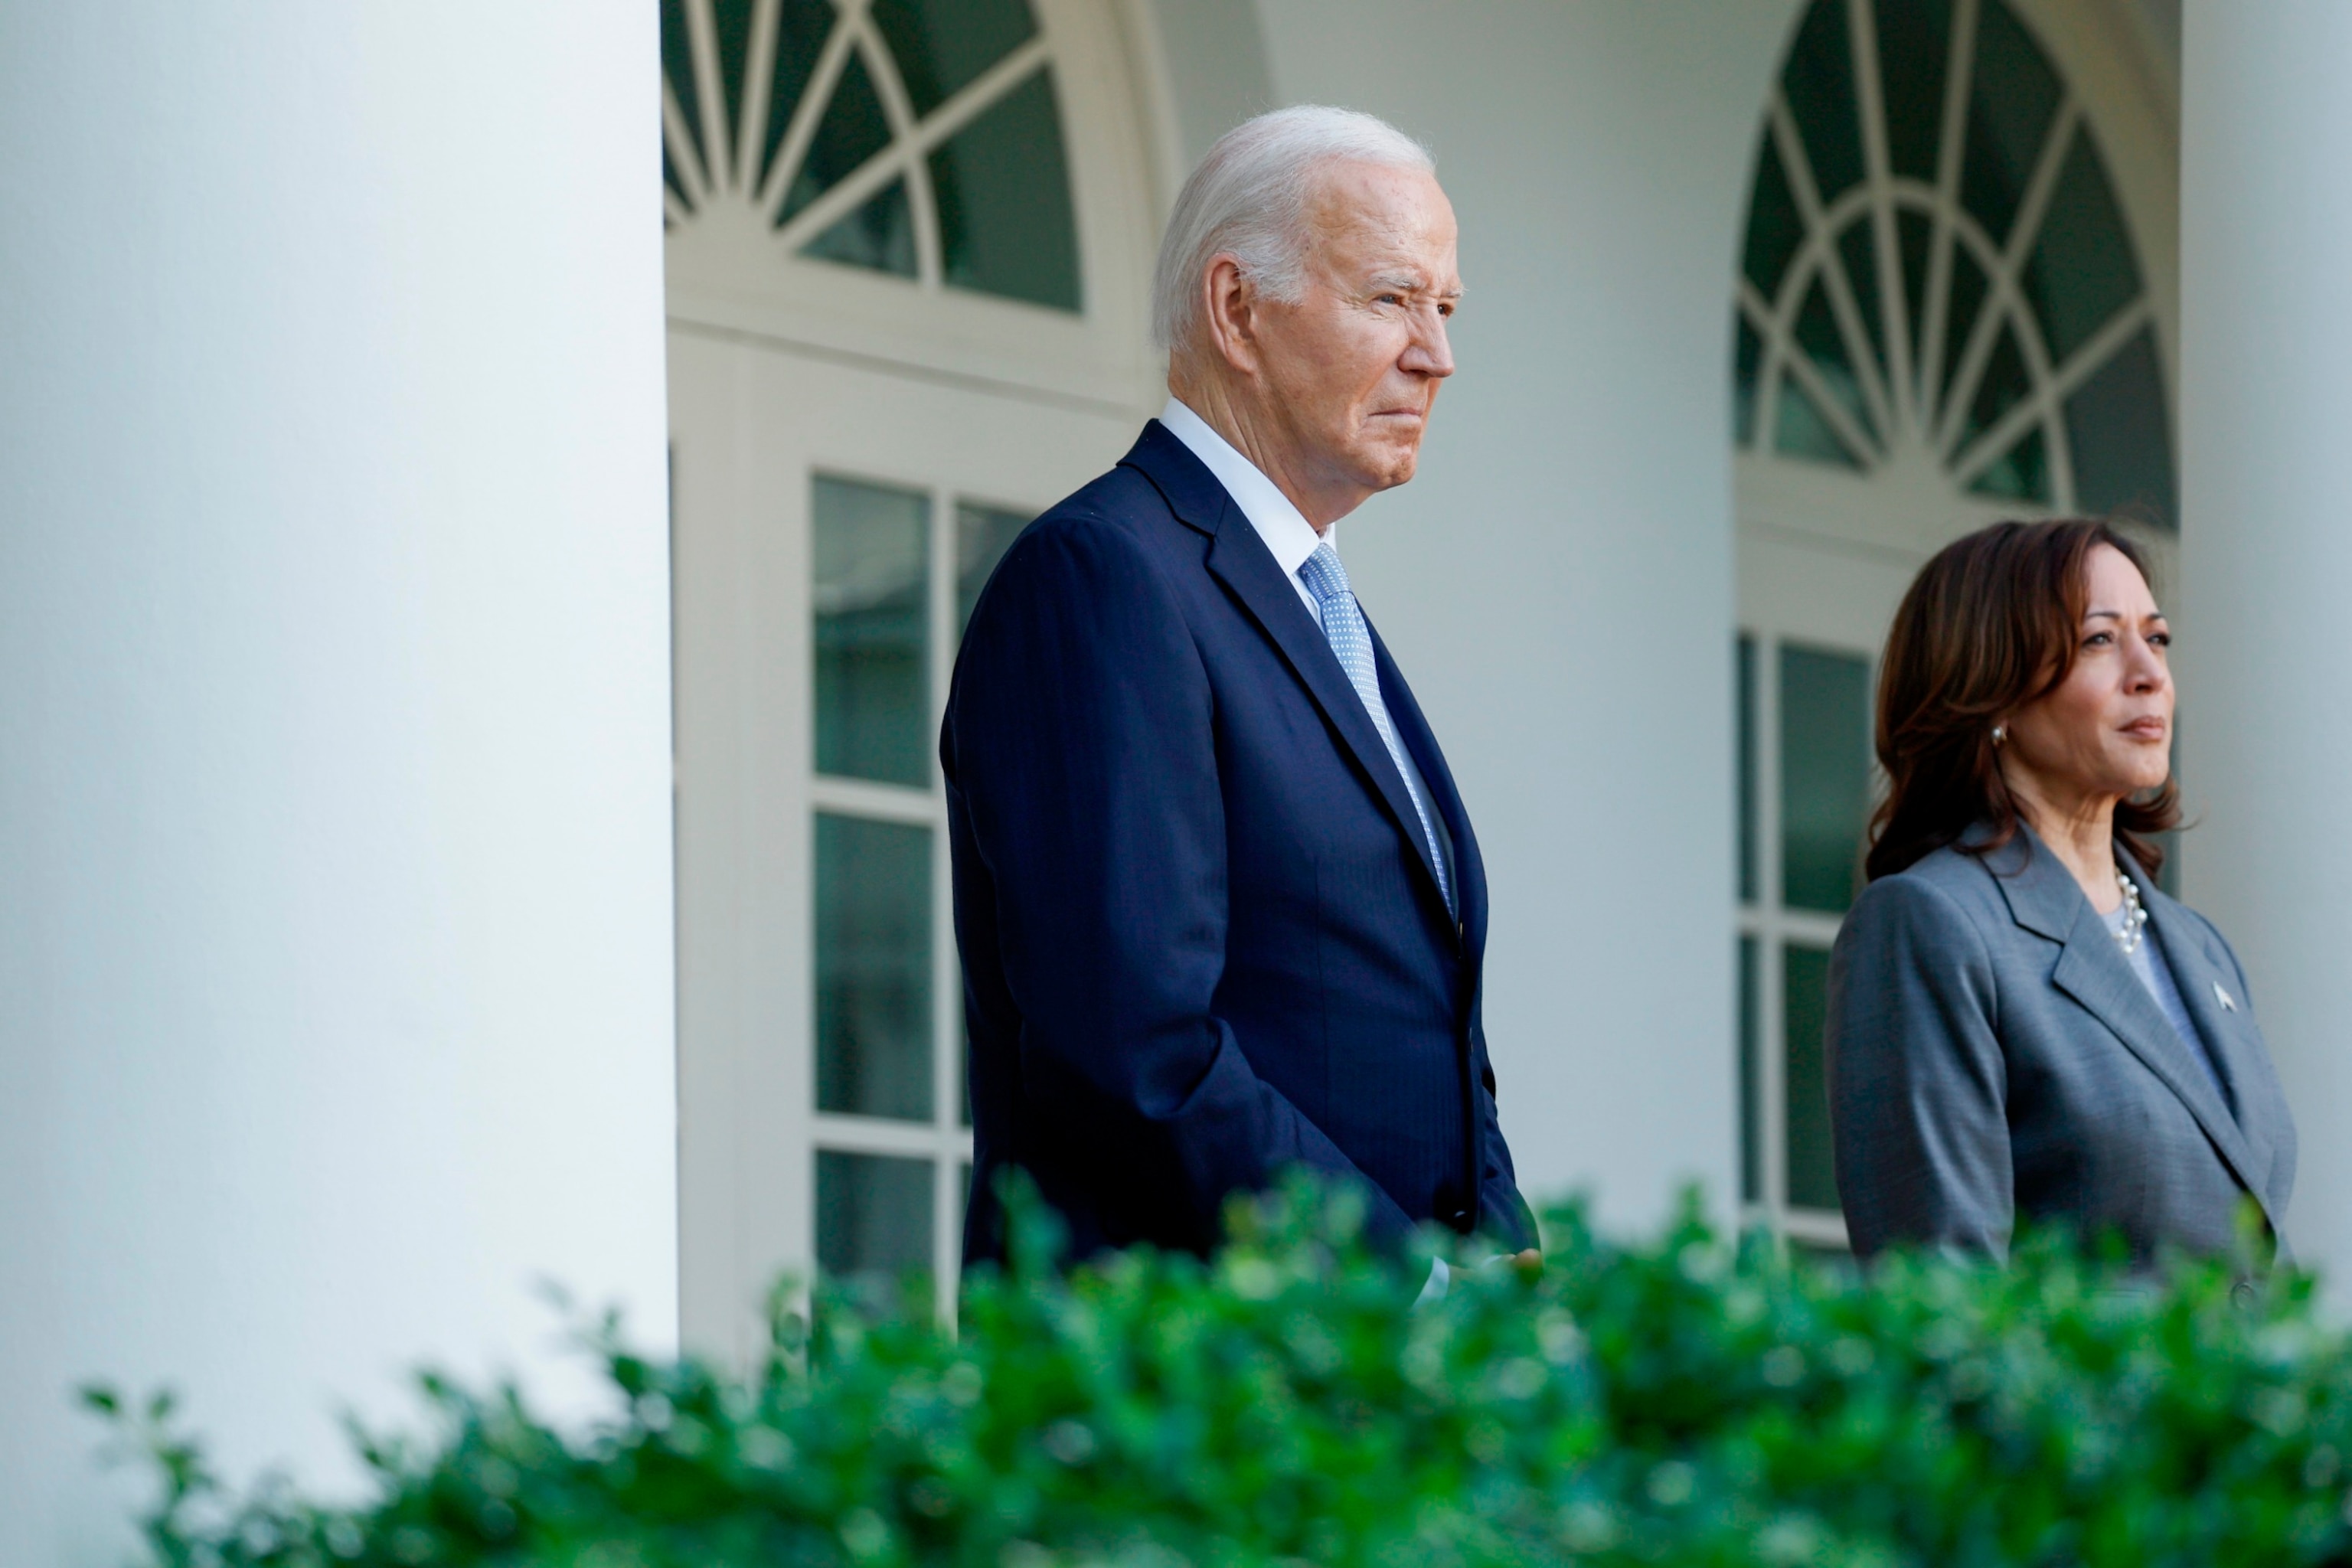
<box><xmin>1991</xmin><ymin>724</ymin><xmax>2007</xmax><ymax>746</ymax></box>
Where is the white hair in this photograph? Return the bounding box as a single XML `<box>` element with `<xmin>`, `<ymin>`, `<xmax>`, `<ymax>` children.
<box><xmin>1150</xmin><ymin>105</ymin><xmax>1436</xmax><ymax>353</ymax></box>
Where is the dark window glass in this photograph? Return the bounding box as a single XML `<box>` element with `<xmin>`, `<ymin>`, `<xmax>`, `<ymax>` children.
<box><xmin>1737</xmin><ymin>635</ymin><xmax>1758</xmax><ymax>904</ymax></box>
<box><xmin>956</xmin><ymin>501</ymin><xmax>1031</xmax><ymax>632</ymax></box>
<box><xmin>1938</xmin><ymin>242</ymin><xmax>1991</xmax><ymax>413</ymax></box>
<box><xmin>1961</xmin><ymin>318</ymin><xmax>2033</xmax><ymax>455</ymax></box>
<box><xmin>1837</xmin><ymin>217</ymin><xmax>1888</xmax><ymax>385</ymax></box>
<box><xmin>1968</xmin><ymin>423</ymin><xmax>2050</xmax><ymax>504</ymax></box>
<box><xmin>813</xmin><ymin>476</ymin><xmax>929</xmax><ymax>783</ymax></box>
<box><xmin>1782</xmin><ymin>0</ymin><xmax>1865</xmax><ymax>205</ymax></box>
<box><xmin>2022</xmin><ymin>126</ymin><xmax>2141</xmax><ymax>366</ymax></box>
<box><xmin>662</xmin><ymin>0</ymin><xmax>707</xmax><ymax>188</ymax></box>
<box><xmin>782</xmin><ymin>49</ymin><xmax>893</xmax><ymax>227</ymax></box>
<box><xmin>1783</xmin><ymin>943</ymin><xmax>1840</xmax><ymax>1212</ymax></box>
<box><xmin>1873</xmin><ymin>0</ymin><xmax>1954</xmax><ymax>183</ymax></box>
<box><xmin>1779</xmin><ymin>644</ymin><xmax>1870</xmax><ymax>913</ymax></box>
<box><xmin>816</xmin><ymin>1151</ymin><xmax>934</xmax><ymax>1280</ymax></box>
<box><xmin>815</xmin><ymin>814</ymin><xmax>934</xmax><ymax>1121</ymax></box>
<box><xmin>711</xmin><ymin>0</ymin><xmax>756</xmax><ymax>156</ymax></box>
<box><xmin>1775</xmin><ymin>371</ymin><xmax>1861</xmax><ymax>470</ymax></box>
<box><xmin>1743</xmin><ymin>136</ymin><xmax>1805</xmax><ymax>300</ymax></box>
<box><xmin>1958</xmin><ymin>0</ymin><xmax>2063</xmax><ymax>246</ymax></box>
<box><xmin>871</xmin><ymin>0</ymin><xmax>1037</xmax><ymax>118</ymax></box>
<box><xmin>2064</xmin><ymin>325</ymin><xmax>2174</xmax><ymax>528</ymax></box>
<box><xmin>929</xmin><ymin>70</ymin><xmax>1081</xmax><ymax>311</ymax></box>
<box><xmin>1734</xmin><ymin>315</ymin><xmax>1764</xmax><ymax>445</ymax></box>
<box><xmin>760</xmin><ymin>0</ymin><xmax>838</xmax><ymax>189</ymax></box>
<box><xmin>1795</xmin><ymin>274</ymin><xmax>1876</xmax><ymax>447</ymax></box>
<box><xmin>1740</xmin><ymin>936</ymin><xmax>1762</xmax><ymax>1206</ymax></box>
<box><xmin>1897</xmin><ymin>207</ymin><xmax>1933</xmax><ymax>385</ymax></box>
<box><xmin>801</xmin><ymin>178</ymin><xmax>920</xmax><ymax>279</ymax></box>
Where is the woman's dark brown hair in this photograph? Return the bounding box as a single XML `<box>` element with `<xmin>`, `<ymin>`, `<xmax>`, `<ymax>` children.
<box><xmin>1867</xmin><ymin>518</ymin><xmax>2180</xmax><ymax>882</ymax></box>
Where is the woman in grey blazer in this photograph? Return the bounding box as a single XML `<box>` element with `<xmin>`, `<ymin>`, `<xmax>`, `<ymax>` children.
<box><xmin>1828</xmin><ymin>519</ymin><xmax>2295</xmax><ymax>1263</ymax></box>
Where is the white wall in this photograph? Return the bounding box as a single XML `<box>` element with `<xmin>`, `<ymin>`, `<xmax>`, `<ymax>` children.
<box><xmin>2179</xmin><ymin>2</ymin><xmax>2352</xmax><ymax>1282</ymax></box>
<box><xmin>1250</xmin><ymin>0</ymin><xmax>1799</xmax><ymax>1230</ymax></box>
<box><xmin>0</xmin><ymin>4</ymin><xmax>677</xmax><ymax>1559</ymax></box>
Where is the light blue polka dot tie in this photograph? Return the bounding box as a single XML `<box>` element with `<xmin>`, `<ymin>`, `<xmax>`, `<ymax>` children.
<box><xmin>1297</xmin><ymin>541</ymin><xmax>1453</xmax><ymax>915</ymax></box>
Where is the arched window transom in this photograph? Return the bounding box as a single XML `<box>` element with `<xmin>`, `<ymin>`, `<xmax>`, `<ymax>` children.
<box><xmin>662</xmin><ymin>0</ymin><xmax>1083</xmax><ymax>313</ymax></box>
<box><xmin>1734</xmin><ymin>0</ymin><xmax>2174</xmax><ymax>524</ymax></box>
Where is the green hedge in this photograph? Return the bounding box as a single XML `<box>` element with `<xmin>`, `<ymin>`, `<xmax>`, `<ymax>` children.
<box><xmin>93</xmin><ymin>1178</ymin><xmax>2352</xmax><ymax>1566</ymax></box>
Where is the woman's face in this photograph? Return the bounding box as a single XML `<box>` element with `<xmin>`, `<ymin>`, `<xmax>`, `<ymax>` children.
<box><xmin>2003</xmin><ymin>543</ymin><xmax>2174</xmax><ymax>806</ymax></box>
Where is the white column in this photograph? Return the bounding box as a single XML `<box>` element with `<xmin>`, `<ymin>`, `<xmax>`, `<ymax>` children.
<box><xmin>0</xmin><ymin>5</ymin><xmax>676</xmax><ymax>1559</ymax></box>
<box><xmin>2179</xmin><ymin>5</ymin><xmax>2352</xmax><ymax>1280</ymax></box>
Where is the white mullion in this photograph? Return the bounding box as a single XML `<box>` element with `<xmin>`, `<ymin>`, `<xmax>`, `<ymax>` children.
<box><xmin>1768</xmin><ymin>101</ymin><xmax>1887</xmax><ymax>459</ymax></box>
<box><xmin>811</xmin><ymin>773</ymin><xmax>935</xmax><ymax>825</ymax></box>
<box><xmin>1777</xmin><ymin>296</ymin><xmax>1883</xmax><ymax>467</ymax></box>
<box><xmin>737</xmin><ymin>0</ymin><xmax>782</xmax><ymax>196</ymax></box>
<box><xmin>687</xmin><ymin>0</ymin><xmax>735</xmax><ymax>194</ymax></box>
<box><xmin>926</xmin><ymin>485</ymin><xmax>959</xmax><ymax>1302</ymax></box>
<box><xmin>1998</xmin><ymin>100</ymin><xmax>2081</xmax><ymax>282</ymax></box>
<box><xmin>1916</xmin><ymin>0</ymin><xmax>1980</xmax><ymax>428</ymax></box>
<box><xmin>1756</xmin><ymin>632</ymin><xmax>1788</xmax><ymax>1230</ymax></box>
<box><xmin>1844</xmin><ymin>0</ymin><xmax>1919</xmax><ymax>436</ymax></box>
<box><xmin>756</xmin><ymin>15</ymin><xmax>860</xmax><ymax>220</ymax></box>
<box><xmin>770</xmin><ymin>137</ymin><xmax>914</xmax><ymax>256</ymax></box>
<box><xmin>901</xmin><ymin>36</ymin><xmax>1053</xmax><ymax>158</ymax></box>
<box><xmin>812</xmin><ymin>1112</ymin><xmax>975</xmax><ymax>1159</ymax></box>
<box><xmin>1781</xmin><ymin>1208</ymin><xmax>1851</xmax><ymax>1247</ymax></box>
<box><xmin>663</xmin><ymin>188</ymin><xmax>694</xmax><ymax>229</ymax></box>
<box><xmin>662</xmin><ymin>83</ymin><xmax>714</xmax><ymax>207</ymax></box>
<box><xmin>853</xmin><ymin>16</ymin><xmax>942</xmax><ymax>289</ymax></box>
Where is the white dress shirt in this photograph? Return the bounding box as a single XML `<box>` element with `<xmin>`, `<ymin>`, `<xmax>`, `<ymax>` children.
<box><xmin>1158</xmin><ymin>397</ymin><xmax>1328</xmax><ymax>619</ymax></box>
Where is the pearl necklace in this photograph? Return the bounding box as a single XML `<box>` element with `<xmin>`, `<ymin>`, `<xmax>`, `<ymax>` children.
<box><xmin>2112</xmin><ymin>865</ymin><xmax>2149</xmax><ymax>956</ymax></box>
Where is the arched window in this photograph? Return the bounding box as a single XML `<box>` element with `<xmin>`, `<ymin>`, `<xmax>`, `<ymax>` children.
<box><xmin>1734</xmin><ymin>0</ymin><xmax>2174</xmax><ymax>520</ymax></box>
<box><xmin>1728</xmin><ymin>0</ymin><xmax>2177</xmax><ymax>1249</ymax></box>
<box><xmin>660</xmin><ymin>0</ymin><xmax>1081</xmax><ymax>311</ymax></box>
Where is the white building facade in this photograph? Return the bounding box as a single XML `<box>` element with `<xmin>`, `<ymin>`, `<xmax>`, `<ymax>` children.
<box><xmin>10</xmin><ymin>0</ymin><xmax>2348</xmax><ymax>1557</ymax></box>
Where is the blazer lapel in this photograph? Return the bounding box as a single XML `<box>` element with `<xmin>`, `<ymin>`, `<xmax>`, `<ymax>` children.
<box><xmin>1120</xmin><ymin>425</ymin><xmax>1453</xmax><ymax>921</ymax></box>
<box><xmin>1996</xmin><ymin>831</ymin><xmax>2278</xmax><ymax>1230</ymax></box>
<box><xmin>2144</xmin><ymin>891</ymin><xmax>2282</xmax><ymax>1194</ymax></box>
<box><xmin>1367</xmin><ymin>616</ymin><xmax>1485</xmax><ymax>953</ymax></box>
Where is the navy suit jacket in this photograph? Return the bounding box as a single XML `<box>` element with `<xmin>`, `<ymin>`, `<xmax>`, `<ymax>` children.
<box><xmin>942</xmin><ymin>421</ymin><xmax>1534</xmax><ymax>1267</ymax></box>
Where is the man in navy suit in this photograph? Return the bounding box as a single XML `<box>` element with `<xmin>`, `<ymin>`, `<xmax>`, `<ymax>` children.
<box><xmin>943</xmin><ymin>106</ymin><xmax>1535</xmax><ymax>1269</ymax></box>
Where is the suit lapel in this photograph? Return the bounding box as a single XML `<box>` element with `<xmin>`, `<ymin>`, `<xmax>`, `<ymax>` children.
<box><xmin>1994</xmin><ymin>831</ymin><xmax>2277</xmax><ymax>1231</ymax></box>
<box><xmin>1120</xmin><ymin>425</ymin><xmax>1453</xmax><ymax>923</ymax></box>
<box><xmin>1367</xmin><ymin>616</ymin><xmax>1484</xmax><ymax>952</ymax></box>
<box><xmin>2145</xmin><ymin>891</ymin><xmax>2282</xmax><ymax>1193</ymax></box>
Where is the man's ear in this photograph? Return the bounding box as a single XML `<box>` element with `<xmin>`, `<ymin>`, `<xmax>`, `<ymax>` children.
<box><xmin>1200</xmin><ymin>255</ymin><xmax>1261</xmax><ymax>377</ymax></box>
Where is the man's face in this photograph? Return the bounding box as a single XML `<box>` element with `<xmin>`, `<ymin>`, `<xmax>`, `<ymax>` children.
<box><xmin>1252</xmin><ymin>162</ymin><xmax>1460</xmax><ymax>500</ymax></box>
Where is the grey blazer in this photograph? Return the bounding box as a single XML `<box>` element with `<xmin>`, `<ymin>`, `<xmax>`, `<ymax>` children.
<box><xmin>1826</xmin><ymin>826</ymin><xmax>2295</xmax><ymax>1263</ymax></box>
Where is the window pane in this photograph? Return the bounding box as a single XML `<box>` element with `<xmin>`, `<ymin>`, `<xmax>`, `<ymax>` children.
<box><xmin>1795</xmin><ymin>274</ymin><xmax>1875</xmax><ymax>447</ymax></box>
<box><xmin>1742</xmin><ymin>134</ymin><xmax>1804</xmax><ymax>301</ymax></box>
<box><xmin>929</xmin><ymin>70</ymin><xmax>1080</xmax><ymax>312</ymax></box>
<box><xmin>1783</xmin><ymin>942</ymin><xmax>1839</xmax><ymax>1213</ymax></box>
<box><xmin>1836</xmin><ymin>217</ymin><xmax>1887</xmax><ymax>386</ymax></box>
<box><xmin>956</xmin><ymin>501</ymin><xmax>1031</xmax><ymax>632</ymax></box>
<box><xmin>1779</xmin><ymin>644</ymin><xmax>1870</xmax><ymax>913</ymax></box>
<box><xmin>816</xmin><ymin>1150</ymin><xmax>934</xmax><ymax>1280</ymax></box>
<box><xmin>1733</xmin><ymin>314</ymin><xmax>1763</xmax><ymax>446</ymax></box>
<box><xmin>2063</xmin><ymin>324</ymin><xmax>2174</xmax><ymax>528</ymax></box>
<box><xmin>1968</xmin><ymin>423</ymin><xmax>2050</xmax><ymax>505</ymax></box>
<box><xmin>1774</xmin><ymin>371</ymin><xmax>1860</xmax><ymax>469</ymax></box>
<box><xmin>1873</xmin><ymin>0</ymin><xmax>1953</xmax><ymax>184</ymax></box>
<box><xmin>869</xmin><ymin>0</ymin><xmax>1037</xmax><ymax>118</ymax></box>
<box><xmin>1736</xmin><ymin>635</ymin><xmax>1757</xmax><ymax>904</ymax></box>
<box><xmin>661</xmin><ymin>0</ymin><xmax>707</xmax><ymax>189</ymax></box>
<box><xmin>815</xmin><ymin>813</ymin><xmax>933</xmax><ymax>1120</ymax></box>
<box><xmin>757</xmin><ymin>0</ymin><xmax>837</xmax><ymax>189</ymax></box>
<box><xmin>1959</xmin><ymin>317</ymin><xmax>2032</xmax><ymax>455</ymax></box>
<box><xmin>1958</xmin><ymin>0</ymin><xmax>2063</xmax><ymax>247</ymax></box>
<box><xmin>780</xmin><ymin>48</ymin><xmax>892</xmax><ymax>227</ymax></box>
<box><xmin>1937</xmin><ymin>242</ymin><xmax>1990</xmax><ymax>413</ymax></box>
<box><xmin>711</xmin><ymin>0</ymin><xmax>756</xmax><ymax>155</ymax></box>
<box><xmin>1897</xmin><ymin>207</ymin><xmax>1932</xmax><ymax>386</ymax></box>
<box><xmin>800</xmin><ymin>178</ymin><xmax>919</xmax><ymax>279</ymax></box>
<box><xmin>1740</xmin><ymin>935</ymin><xmax>1762</xmax><ymax>1205</ymax></box>
<box><xmin>2022</xmin><ymin>126</ymin><xmax>2141</xmax><ymax>367</ymax></box>
<box><xmin>814</xmin><ymin>475</ymin><xmax>929</xmax><ymax>784</ymax></box>
<box><xmin>1781</xmin><ymin>0</ymin><xmax>1864</xmax><ymax>205</ymax></box>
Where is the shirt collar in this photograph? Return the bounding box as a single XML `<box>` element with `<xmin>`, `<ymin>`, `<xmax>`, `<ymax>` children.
<box><xmin>1158</xmin><ymin>397</ymin><xmax>1334</xmax><ymax>579</ymax></box>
